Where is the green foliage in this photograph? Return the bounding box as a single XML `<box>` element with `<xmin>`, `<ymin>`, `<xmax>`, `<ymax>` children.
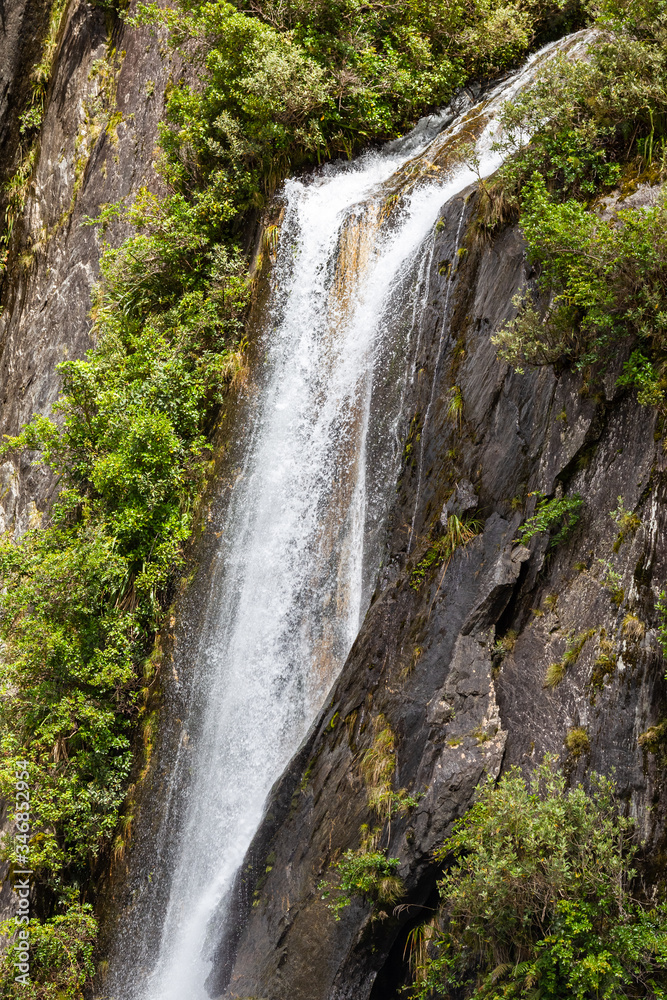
<box><xmin>412</xmin><ymin>758</ymin><xmax>667</xmax><ymax>999</ymax></box>
<box><xmin>319</xmin><ymin>847</ymin><xmax>403</xmax><ymax>920</ymax></box>
<box><xmin>491</xmin><ymin>0</ymin><xmax>667</xmax><ymax>388</ymax></box>
<box><xmin>229</xmin><ymin>0</ymin><xmax>582</xmax><ymax>156</ymax></box>
<box><xmin>411</xmin><ymin>515</ymin><xmax>481</xmax><ymax>589</ymax></box>
<box><xmin>128</xmin><ymin>0</ymin><xmax>584</xmax><ymax>217</ymax></box>
<box><xmin>0</xmin><ymin>246</ymin><xmax>245</xmax><ymax>893</ymax></box>
<box><xmin>496</xmin><ymin>0</ymin><xmax>667</xmax><ymax>198</ymax></box>
<box><xmin>493</xmin><ymin>629</ymin><xmax>517</xmax><ymax>660</ymax></box>
<box><xmin>657</xmin><ymin>591</ymin><xmax>667</xmax><ymax>666</ymax></box>
<box><xmin>493</xmin><ymin>176</ymin><xmax>667</xmax><ymax>373</ymax></box>
<box><xmin>591</xmin><ymin>633</ymin><xmax>617</xmax><ymax>689</ymax></box>
<box><xmin>599</xmin><ymin>559</ymin><xmax>625</xmax><ymax>606</ymax></box>
<box><xmin>517</xmin><ymin>490</ymin><xmax>582</xmax><ymax>547</ymax></box>
<box><xmin>564</xmin><ymin>725</ymin><xmax>590</xmax><ymax>759</ymax></box>
<box><xmin>0</xmin><ymin>901</ymin><xmax>96</xmax><ymax>999</ymax></box>
<box><xmin>318</xmin><ymin>718</ymin><xmax>417</xmax><ymax>920</ymax></box>
<box><xmin>544</xmin><ymin>628</ymin><xmax>595</xmax><ymax>688</ymax></box>
<box><xmin>1</xmin><ymin>0</ymin><xmax>69</xmax><ymax>268</ymax></box>
<box><xmin>609</xmin><ymin>495</ymin><xmax>642</xmax><ymax>550</ymax></box>
<box><xmin>446</xmin><ymin>386</ymin><xmax>463</xmax><ymax>430</ymax></box>
<box><xmin>618</xmin><ymin>350</ymin><xmax>666</xmax><ymax>409</ymax></box>
<box><xmin>360</xmin><ymin>721</ymin><xmax>420</xmax><ymax>820</ymax></box>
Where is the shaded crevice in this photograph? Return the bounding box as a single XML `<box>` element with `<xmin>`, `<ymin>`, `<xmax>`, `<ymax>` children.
<box><xmin>367</xmin><ymin>872</ymin><xmax>441</xmax><ymax>1000</ymax></box>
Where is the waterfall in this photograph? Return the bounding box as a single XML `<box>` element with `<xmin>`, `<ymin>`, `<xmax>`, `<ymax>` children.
<box><xmin>104</xmin><ymin>31</ymin><xmax>593</xmax><ymax>1000</ymax></box>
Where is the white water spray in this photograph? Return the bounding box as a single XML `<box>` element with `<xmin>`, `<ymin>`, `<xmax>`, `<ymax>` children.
<box><xmin>107</xmin><ymin>31</ymin><xmax>594</xmax><ymax>1000</ymax></box>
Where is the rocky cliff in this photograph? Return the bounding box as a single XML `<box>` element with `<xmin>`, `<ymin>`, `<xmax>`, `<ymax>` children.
<box><xmin>1</xmin><ymin>2</ymin><xmax>665</xmax><ymax>996</ymax></box>
<box><xmin>0</xmin><ymin>0</ymin><xmax>174</xmax><ymax>924</ymax></box>
<box><xmin>0</xmin><ymin>0</ymin><xmax>175</xmax><ymax>531</ymax></box>
<box><xmin>205</xmin><ymin>184</ymin><xmax>667</xmax><ymax>999</ymax></box>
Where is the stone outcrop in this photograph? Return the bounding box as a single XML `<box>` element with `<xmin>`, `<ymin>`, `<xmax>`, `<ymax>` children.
<box><xmin>0</xmin><ymin>0</ymin><xmax>173</xmax><ymax>531</ymax></box>
<box><xmin>206</xmin><ymin>188</ymin><xmax>667</xmax><ymax>999</ymax></box>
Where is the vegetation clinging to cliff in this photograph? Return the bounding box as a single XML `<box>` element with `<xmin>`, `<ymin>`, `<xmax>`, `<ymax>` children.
<box><xmin>0</xmin><ymin>0</ymin><xmax>660</xmax><ymax>990</ymax></box>
<box><xmin>0</xmin><ymin>222</ymin><xmax>246</xmax><ymax>886</ymax></box>
<box><xmin>412</xmin><ymin>759</ymin><xmax>667</xmax><ymax>1000</ymax></box>
<box><xmin>490</xmin><ymin>0</ymin><xmax>667</xmax><ymax>402</ymax></box>
<box><xmin>0</xmin><ymin>183</ymin><xmax>247</xmax><ymax>992</ymax></box>
<box><xmin>0</xmin><ymin>0</ymin><xmax>592</xmax><ymax>986</ymax></box>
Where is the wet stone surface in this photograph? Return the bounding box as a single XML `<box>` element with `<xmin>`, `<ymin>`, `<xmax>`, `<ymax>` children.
<box><xmin>207</xmin><ymin>187</ymin><xmax>667</xmax><ymax>1000</ymax></box>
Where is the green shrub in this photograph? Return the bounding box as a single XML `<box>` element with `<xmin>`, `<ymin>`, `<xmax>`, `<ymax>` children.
<box><xmin>412</xmin><ymin>758</ymin><xmax>667</xmax><ymax>999</ymax></box>
<box><xmin>618</xmin><ymin>350</ymin><xmax>666</xmax><ymax>409</ymax></box>
<box><xmin>493</xmin><ymin>177</ymin><xmax>667</xmax><ymax>374</ymax></box>
<box><xmin>516</xmin><ymin>490</ymin><xmax>582</xmax><ymax>547</ymax></box>
<box><xmin>227</xmin><ymin>0</ymin><xmax>584</xmax><ymax>155</ymax></box>
<box><xmin>0</xmin><ymin>900</ymin><xmax>96</xmax><ymax>999</ymax></box>
<box><xmin>0</xmin><ymin>254</ymin><xmax>246</xmax><ymax>889</ymax></box>
<box><xmin>491</xmin><ymin>1</ymin><xmax>667</xmax><ymax>386</ymax></box>
<box><xmin>319</xmin><ymin>847</ymin><xmax>403</xmax><ymax>920</ymax></box>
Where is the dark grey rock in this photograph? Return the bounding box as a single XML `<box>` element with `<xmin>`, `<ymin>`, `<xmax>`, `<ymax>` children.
<box><xmin>204</xmin><ymin>187</ymin><xmax>667</xmax><ymax>1000</ymax></box>
<box><xmin>440</xmin><ymin>477</ymin><xmax>478</xmax><ymax>523</ymax></box>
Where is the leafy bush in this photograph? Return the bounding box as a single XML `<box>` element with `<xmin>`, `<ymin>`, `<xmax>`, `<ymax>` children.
<box><xmin>490</xmin><ymin>0</ymin><xmax>667</xmax><ymax>389</ymax></box>
<box><xmin>0</xmin><ymin>235</ymin><xmax>246</xmax><ymax>893</ymax></box>
<box><xmin>0</xmin><ymin>901</ymin><xmax>96</xmax><ymax>999</ymax></box>
<box><xmin>496</xmin><ymin>0</ymin><xmax>667</xmax><ymax>200</ymax></box>
<box><xmin>493</xmin><ymin>176</ymin><xmax>667</xmax><ymax>374</ymax></box>
<box><xmin>320</xmin><ymin>848</ymin><xmax>403</xmax><ymax>920</ymax></box>
<box><xmin>516</xmin><ymin>490</ymin><xmax>582</xmax><ymax>547</ymax></box>
<box><xmin>618</xmin><ymin>350</ymin><xmax>666</xmax><ymax>409</ymax></box>
<box><xmin>412</xmin><ymin>758</ymin><xmax>667</xmax><ymax>999</ymax></box>
<box><xmin>229</xmin><ymin>0</ymin><xmax>584</xmax><ymax>155</ymax></box>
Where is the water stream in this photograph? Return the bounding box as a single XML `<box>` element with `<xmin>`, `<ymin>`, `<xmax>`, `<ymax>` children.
<box><xmin>106</xmin><ymin>31</ymin><xmax>593</xmax><ymax>1000</ymax></box>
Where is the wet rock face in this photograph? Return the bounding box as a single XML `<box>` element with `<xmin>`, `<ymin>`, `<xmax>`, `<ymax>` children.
<box><xmin>3</xmin><ymin>4</ymin><xmax>667</xmax><ymax>988</ymax></box>
<box><xmin>0</xmin><ymin>0</ymin><xmax>172</xmax><ymax>532</ymax></box>
<box><xmin>207</xmin><ymin>188</ymin><xmax>667</xmax><ymax>999</ymax></box>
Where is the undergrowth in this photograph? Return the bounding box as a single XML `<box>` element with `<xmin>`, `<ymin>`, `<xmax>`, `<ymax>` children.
<box><xmin>410</xmin><ymin>757</ymin><xmax>667</xmax><ymax>1000</ymax></box>
<box><xmin>319</xmin><ymin>717</ymin><xmax>421</xmax><ymax>920</ymax></box>
<box><xmin>490</xmin><ymin>0</ymin><xmax>667</xmax><ymax>407</ymax></box>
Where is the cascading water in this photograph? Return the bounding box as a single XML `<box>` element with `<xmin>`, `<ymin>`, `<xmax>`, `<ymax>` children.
<box><xmin>105</xmin><ymin>31</ymin><xmax>593</xmax><ymax>1000</ymax></box>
